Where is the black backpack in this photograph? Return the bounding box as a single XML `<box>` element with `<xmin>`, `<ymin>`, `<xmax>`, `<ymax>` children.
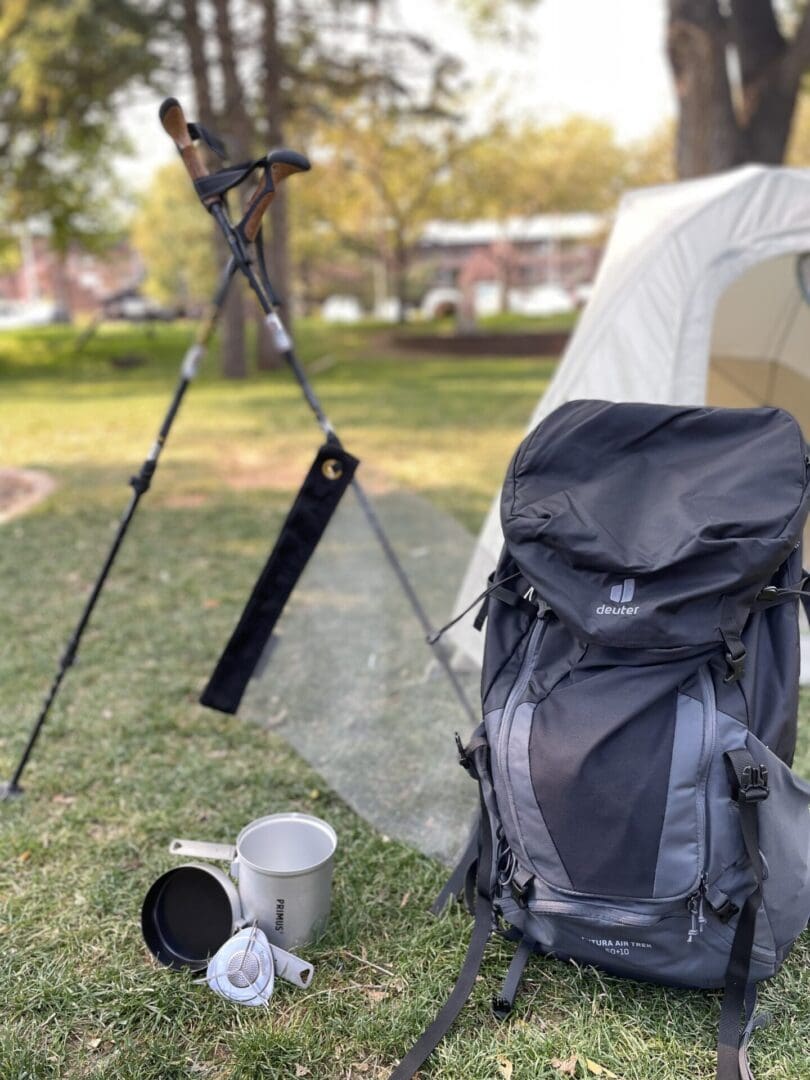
<box><xmin>392</xmin><ymin>401</ymin><xmax>810</xmax><ymax>1080</ymax></box>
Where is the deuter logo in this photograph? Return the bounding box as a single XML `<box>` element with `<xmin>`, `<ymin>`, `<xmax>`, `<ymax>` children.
<box><xmin>609</xmin><ymin>578</ymin><xmax>635</xmax><ymax>604</ymax></box>
<box><xmin>597</xmin><ymin>578</ymin><xmax>639</xmax><ymax>616</ymax></box>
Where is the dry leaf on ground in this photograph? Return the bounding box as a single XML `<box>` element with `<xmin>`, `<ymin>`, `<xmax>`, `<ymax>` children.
<box><xmin>585</xmin><ymin>1059</ymin><xmax>618</xmax><ymax>1078</ymax></box>
<box><xmin>550</xmin><ymin>1055</ymin><xmax>578</xmax><ymax>1076</ymax></box>
<box><xmin>497</xmin><ymin>1055</ymin><xmax>513</xmax><ymax>1079</ymax></box>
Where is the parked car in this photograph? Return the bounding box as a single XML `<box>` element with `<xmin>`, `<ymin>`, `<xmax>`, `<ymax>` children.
<box><xmin>0</xmin><ymin>300</ymin><xmax>68</xmax><ymax>329</ymax></box>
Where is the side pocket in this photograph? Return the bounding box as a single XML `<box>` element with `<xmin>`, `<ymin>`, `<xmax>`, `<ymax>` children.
<box><xmin>748</xmin><ymin>732</ymin><xmax>810</xmax><ymax>950</ymax></box>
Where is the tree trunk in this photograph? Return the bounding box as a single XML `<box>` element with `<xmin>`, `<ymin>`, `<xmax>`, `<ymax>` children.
<box><xmin>257</xmin><ymin>0</ymin><xmax>289</xmax><ymax>369</ymax></box>
<box><xmin>394</xmin><ymin>235</ymin><xmax>408</xmax><ymax>324</ymax></box>
<box><xmin>730</xmin><ymin>0</ymin><xmax>799</xmax><ymax>164</ymax></box>
<box><xmin>667</xmin><ymin>0</ymin><xmax>810</xmax><ymax>178</ymax></box>
<box><xmin>667</xmin><ymin>0</ymin><xmax>743</xmax><ymax>176</ymax></box>
<box><xmin>212</xmin><ymin>0</ymin><xmax>253</xmax><ymax>158</ymax></box>
<box><xmin>182</xmin><ymin>0</ymin><xmax>246</xmax><ymax>378</ymax></box>
<box><xmin>51</xmin><ymin>248</ymin><xmax>73</xmax><ymax>322</ymax></box>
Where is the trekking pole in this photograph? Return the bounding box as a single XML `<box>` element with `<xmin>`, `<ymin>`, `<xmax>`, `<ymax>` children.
<box><xmin>0</xmin><ymin>115</ymin><xmax>289</xmax><ymax>800</ymax></box>
<box><xmin>0</xmin><ymin>258</ymin><xmax>241</xmax><ymax>801</ymax></box>
<box><xmin>161</xmin><ymin>99</ymin><xmax>477</xmax><ymax>725</ymax></box>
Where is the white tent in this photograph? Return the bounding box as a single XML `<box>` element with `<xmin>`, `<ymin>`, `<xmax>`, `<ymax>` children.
<box><xmin>450</xmin><ymin>165</ymin><xmax>810</xmax><ymax>669</ymax></box>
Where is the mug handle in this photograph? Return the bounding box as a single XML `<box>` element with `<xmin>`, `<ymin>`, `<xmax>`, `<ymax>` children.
<box><xmin>168</xmin><ymin>838</ymin><xmax>237</xmax><ymax>862</ymax></box>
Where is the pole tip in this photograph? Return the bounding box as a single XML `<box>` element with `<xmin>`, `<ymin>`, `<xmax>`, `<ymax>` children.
<box><xmin>0</xmin><ymin>781</ymin><xmax>24</xmax><ymax>802</ymax></box>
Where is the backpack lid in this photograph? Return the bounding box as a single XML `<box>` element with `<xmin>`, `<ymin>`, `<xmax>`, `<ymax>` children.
<box><xmin>501</xmin><ymin>400</ymin><xmax>810</xmax><ymax>649</ymax></box>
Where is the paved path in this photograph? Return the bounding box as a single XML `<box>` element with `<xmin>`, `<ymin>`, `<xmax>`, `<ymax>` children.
<box><xmin>241</xmin><ymin>486</ymin><xmax>481</xmax><ymax>864</ymax></box>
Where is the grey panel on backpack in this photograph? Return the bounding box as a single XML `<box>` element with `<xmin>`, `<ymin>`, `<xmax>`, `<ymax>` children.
<box><xmin>750</xmin><ymin>731</ymin><xmax>810</xmax><ymax>949</ymax></box>
<box><xmin>499</xmin><ymin>898</ymin><xmax>777</xmax><ymax>990</ymax></box>
<box><xmin>704</xmin><ymin>706</ymin><xmax>749</xmax><ymax>882</ymax></box>
<box><xmin>508</xmin><ymin>700</ymin><xmax>574</xmax><ymax>890</ymax></box>
<box><xmin>652</xmin><ymin>692</ymin><xmax>706</xmax><ymax>898</ymax></box>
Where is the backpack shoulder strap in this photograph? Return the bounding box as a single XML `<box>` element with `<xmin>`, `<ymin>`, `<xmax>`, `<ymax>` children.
<box><xmin>716</xmin><ymin>748</ymin><xmax>771</xmax><ymax>1080</ymax></box>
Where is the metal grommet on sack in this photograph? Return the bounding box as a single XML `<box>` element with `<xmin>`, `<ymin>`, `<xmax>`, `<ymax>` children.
<box><xmin>321</xmin><ymin>458</ymin><xmax>343</xmax><ymax>480</ymax></box>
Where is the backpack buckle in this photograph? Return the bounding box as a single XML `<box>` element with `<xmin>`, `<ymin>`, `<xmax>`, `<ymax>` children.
<box><xmin>722</xmin><ymin>639</ymin><xmax>746</xmax><ymax>683</ymax></box>
<box><xmin>738</xmin><ymin>764</ymin><xmax>769</xmax><ymax>803</ymax></box>
<box><xmin>709</xmin><ymin>897</ymin><xmax>739</xmax><ymax>923</ymax></box>
<box><xmin>454</xmin><ymin>731</ymin><xmax>471</xmax><ymax>772</ymax></box>
<box><xmin>510</xmin><ymin>867</ymin><xmax>533</xmax><ymax>908</ymax></box>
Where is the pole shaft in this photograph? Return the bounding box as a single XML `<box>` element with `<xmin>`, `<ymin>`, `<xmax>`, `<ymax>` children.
<box><xmin>4</xmin><ymin>260</ymin><xmax>238</xmax><ymax>795</ymax></box>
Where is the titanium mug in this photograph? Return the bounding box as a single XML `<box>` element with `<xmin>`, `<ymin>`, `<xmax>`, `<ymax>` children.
<box><xmin>168</xmin><ymin>812</ymin><xmax>338</xmax><ymax>950</ymax></box>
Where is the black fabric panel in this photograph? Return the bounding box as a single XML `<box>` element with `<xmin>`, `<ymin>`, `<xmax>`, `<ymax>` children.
<box><xmin>501</xmin><ymin>401</ymin><xmax>810</xmax><ymax>649</ymax></box>
<box><xmin>481</xmin><ymin>548</ymin><xmax>535</xmax><ymax>711</ymax></box>
<box><xmin>201</xmin><ymin>442</ymin><xmax>359</xmax><ymax>714</ymax></box>
<box><xmin>528</xmin><ymin>657</ymin><xmax>679</xmax><ymax>897</ymax></box>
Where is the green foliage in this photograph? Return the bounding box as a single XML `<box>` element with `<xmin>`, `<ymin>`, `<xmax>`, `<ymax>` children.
<box><xmin>292</xmin><ymin>104</ymin><xmax>470</xmax><ymax>309</ymax></box>
<box><xmin>450</xmin><ymin>115</ymin><xmax>629</xmax><ymax>221</ymax></box>
<box><xmin>788</xmin><ymin>93</ymin><xmax>810</xmax><ymax>164</ymax></box>
<box><xmin>624</xmin><ymin>121</ymin><xmax>677</xmax><ymax>189</ymax></box>
<box><xmin>0</xmin><ymin>0</ymin><xmax>161</xmax><ymax>251</ymax></box>
<box><xmin>130</xmin><ymin>161</ymin><xmax>217</xmax><ymax>307</ymax></box>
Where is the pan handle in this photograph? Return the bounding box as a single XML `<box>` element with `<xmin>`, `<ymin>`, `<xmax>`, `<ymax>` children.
<box><xmin>168</xmin><ymin>837</ymin><xmax>236</xmax><ymax>862</ymax></box>
<box><xmin>270</xmin><ymin>943</ymin><xmax>314</xmax><ymax>989</ymax></box>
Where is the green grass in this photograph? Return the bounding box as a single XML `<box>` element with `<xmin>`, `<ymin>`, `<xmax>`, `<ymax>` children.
<box><xmin>0</xmin><ymin>321</ymin><xmax>808</xmax><ymax>1080</ymax></box>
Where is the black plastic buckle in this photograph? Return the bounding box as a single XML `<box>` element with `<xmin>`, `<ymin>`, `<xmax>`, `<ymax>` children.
<box><xmin>710</xmin><ymin>898</ymin><xmax>739</xmax><ymax>924</ymax></box>
<box><xmin>510</xmin><ymin>868</ymin><xmax>533</xmax><ymax>908</ymax></box>
<box><xmin>738</xmin><ymin>763</ymin><xmax>769</xmax><ymax>803</ymax></box>
<box><xmin>723</xmin><ymin>646</ymin><xmax>746</xmax><ymax>684</ymax></box>
<box><xmin>454</xmin><ymin>732</ymin><xmax>471</xmax><ymax>772</ymax></box>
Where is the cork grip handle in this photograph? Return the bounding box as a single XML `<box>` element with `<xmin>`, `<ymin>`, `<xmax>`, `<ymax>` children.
<box><xmin>242</xmin><ymin>156</ymin><xmax>311</xmax><ymax>242</ymax></box>
<box><xmin>241</xmin><ymin>184</ymin><xmax>276</xmax><ymax>243</ymax></box>
<box><xmin>159</xmin><ymin>97</ymin><xmax>218</xmax><ymax>206</ymax></box>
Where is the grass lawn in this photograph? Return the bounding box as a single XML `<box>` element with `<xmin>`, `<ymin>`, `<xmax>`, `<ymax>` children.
<box><xmin>0</xmin><ymin>321</ymin><xmax>807</xmax><ymax>1080</ymax></box>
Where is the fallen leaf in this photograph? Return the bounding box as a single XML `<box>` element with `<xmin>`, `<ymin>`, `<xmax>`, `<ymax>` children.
<box><xmin>51</xmin><ymin>794</ymin><xmax>76</xmax><ymax>805</ymax></box>
<box><xmin>294</xmin><ymin>1067</ymin><xmax>310</xmax><ymax>1078</ymax></box>
<box><xmin>88</xmin><ymin>1038</ymin><xmax>102</xmax><ymax>1050</ymax></box>
<box><xmin>550</xmin><ymin>1056</ymin><xmax>578</xmax><ymax>1076</ymax></box>
<box><xmin>585</xmin><ymin>1060</ymin><xmax>618</xmax><ymax>1078</ymax></box>
<box><xmin>497</xmin><ymin>1055</ymin><xmax>513</xmax><ymax>1080</ymax></box>
<box><xmin>19</xmin><ymin>851</ymin><xmax>30</xmax><ymax>863</ymax></box>
<box><xmin>203</xmin><ymin>598</ymin><xmax>220</xmax><ymax>609</ymax></box>
<box><xmin>399</xmin><ymin>891</ymin><xmax>411</xmax><ymax>908</ymax></box>
<box><xmin>364</xmin><ymin>988</ymin><xmax>388</xmax><ymax>1003</ymax></box>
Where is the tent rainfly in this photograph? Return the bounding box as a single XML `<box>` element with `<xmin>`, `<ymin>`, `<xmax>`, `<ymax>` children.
<box><xmin>449</xmin><ymin>164</ymin><xmax>810</xmax><ymax>673</ymax></box>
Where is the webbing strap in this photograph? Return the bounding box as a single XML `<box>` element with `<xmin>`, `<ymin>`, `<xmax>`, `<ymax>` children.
<box><xmin>738</xmin><ymin>987</ymin><xmax>770</xmax><ymax>1080</ymax></box>
<box><xmin>389</xmin><ymin>890</ymin><xmax>491</xmax><ymax>1080</ymax></box>
<box><xmin>431</xmin><ymin>816</ymin><xmax>480</xmax><ymax>916</ymax></box>
<box><xmin>492</xmin><ymin>935</ymin><xmax>534</xmax><ymax>1020</ymax></box>
<box><xmin>390</xmin><ymin>749</ymin><xmax>494</xmax><ymax>1080</ymax></box>
<box><xmin>716</xmin><ymin>749</ymin><xmax>769</xmax><ymax>1080</ymax></box>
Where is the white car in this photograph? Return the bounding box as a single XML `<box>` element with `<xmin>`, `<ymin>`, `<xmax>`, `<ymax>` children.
<box><xmin>0</xmin><ymin>300</ymin><xmax>67</xmax><ymax>329</ymax></box>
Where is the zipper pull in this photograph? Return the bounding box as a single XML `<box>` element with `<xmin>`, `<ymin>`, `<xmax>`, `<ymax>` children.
<box><xmin>686</xmin><ymin>880</ymin><xmax>707</xmax><ymax>943</ymax></box>
<box><xmin>687</xmin><ymin>894</ymin><xmax>699</xmax><ymax>943</ymax></box>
